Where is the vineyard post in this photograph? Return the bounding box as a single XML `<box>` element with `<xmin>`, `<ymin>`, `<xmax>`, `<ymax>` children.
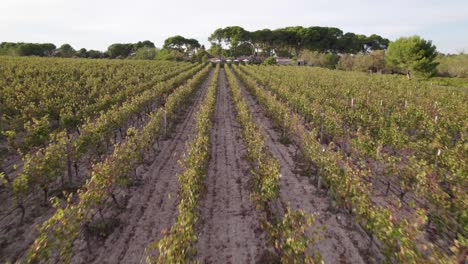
<box><xmin>319</xmin><ymin>111</ymin><xmax>325</xmax><ymax>143</ymax></box>
<box><xmin>435</xmin><ymin>149</ymin><xmax>441</xmax><ymax>169</ymax></box>
<box><xmin>164</xmin><ymin>109</ymin><xmax>167</xmax><ymax>137</ymax></box>
<box><xmin>317</xmin><ymin>147</ymin><xmax>326</xmax><ymax>190</ymax></box>
<box><xmin>66</xmin><ymin>134</ymin><xmax>73</xmax><ymax>185</ymax></box>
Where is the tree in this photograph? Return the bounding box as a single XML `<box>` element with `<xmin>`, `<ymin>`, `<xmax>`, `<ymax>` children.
<box><xmin>235</xmin><ymin>42</ymin><xmax>254</xmax><ymax>57</ymax></box>
<box><xmin>209</xmin><ymin>26</ymin><xmax>389</xmax><ymax>58</ymax></box>
<box><xmin>299</xmin><ymin>50</ymin><xmax>338</xmax><ymax>68</ymax></box>
<box><xmin>192</xmin><ymin>46</ymin><xmax>210</xmax><ymax>63</ymax></box>
<box><xmin>107</xmin><ymin>43</ymin><xmax>133</xmax><ymax>58</ymax></box>
<box><xmin>386</xmin><ymin>36</ymin><xmax>438</xmax><ymax>79</ymax></box>
<box><xmin>208</xmin><ymin>43</ymin><xmax>223</xmax><ymax>59</ymax></box>
<box><xmin>163</xmin><ymin>35</ymin><xmax>200</xmax><ymax>57</ymax></box>
<box><xmin>87</xmin><ymin>50</ymin><xmax>103</xmax><ymax>59</ymax></box>
<box><xmin>133</xmin><ymin>47</ymin><xmax>158</xmax><ymax>60</ymax></box>
<box><xmin>154</xmin><ymin>48</ymin><xmax>185</xmax><ymax>61</ymax></box>
<box><xmin>56</xmin><ymin>44</ymin><xmax>76</xmax><ymax>58</ymax></box>
<box><xmin>263</xmin><ymin>56</ymin><xmax>277</xmax><ymax>65</ymax></box>
<box><xmin>436</xmin><ymin>52</ymin><xmax>468</xmax><ymax>78</ymax></box>
<box><xmin>133</xmin><ymin>40</ymin><xmax>155</xmax><ymax>50</ymax></box>
<box><xmin>77</xmin><ymin>48</ymin><xmax>87</xmax><ymax>58</ymax></box>
<box><xmin>8</xmin><ymin>43</ymin><xmax>56</xmax><ymax>56</ymax></box>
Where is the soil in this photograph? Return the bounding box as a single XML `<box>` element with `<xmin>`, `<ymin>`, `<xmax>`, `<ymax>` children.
<box><xmin>0</xmin><ymin>83</ymin><xmax>172</xmax><ymax>264</ymax></box>
<box><xmin>0</xmin><ymin>67</ymin><xmax>393</xmax><ymax>264</ymax></box>
<box><xmin>195</xmin><ymin>69</ymin><xmax>267</xmax><ymax>263</ymax></box>
<box><xmin>235</xmin><ymin>73</ymin><xmax>385</xmax><ymax>263</ymax></box>
<box><xmin>70</xmin><ymin>70</ymin><xmax>215</xmax><ymax>264</ymax></box>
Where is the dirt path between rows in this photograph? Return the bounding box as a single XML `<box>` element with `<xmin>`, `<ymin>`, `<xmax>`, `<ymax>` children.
<box><xmin>71</xmin><ymin>70</ymin><xmax>214</xmax><ymax>264</ymax></box>
<box><xmin>235</xmin><ymin>74</ymin><xmax>384</xmax><ymax>264</ymax></box>
<box><xmin>195</xmin><ymin>69</ymin><xmax>267</xmax><ymax>263</ymax></box>
<box><xmin>0</xmin><ymin>75</ymin><xmax>195</xmax><ymax>263</ymax></box>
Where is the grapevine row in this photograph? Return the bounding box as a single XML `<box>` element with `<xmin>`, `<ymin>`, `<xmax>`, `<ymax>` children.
<box><xmin>231</xmin><ymin>65</ymin><xmax>462</xmax><ymax>263</ymax></box>
<box><xmin>224</xmin><ymin>65</ymin><xmax>321</xmax><ymax>263</ymax></box>
<box><xmin>147</xmin><ymin>64</ymin><xmax>219</xmax><ymax>263</ymax></box>
<box><xmin>237</xmin><ymin>64</ymin><xmax>466</xmax><ymax>254</ymax></box>
<box><xmin>238</xmin><ymin>65</ymin><xmax>466</xmax><ymax>240</ymax></box>
<box><xmin>24</xmin><ymin>64</ymin><xmax>212</xmax><ymax>263</ymax></box>
<box><xmin>4</xmin><ymin>63</ymin><xmax>206</xmax><ymax>221</ymax></box>
<box><xmin>1</xmin><ymin>58</ymin><xmax>195</xmax><ymax>154</ymax></box>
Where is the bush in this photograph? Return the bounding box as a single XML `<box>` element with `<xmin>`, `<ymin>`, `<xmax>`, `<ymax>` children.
<box><xmin>154</xmin><ymin>48</ymin><xmax>185</xmax><ymax>61</ymax></box>
<box><xmin>436</xmin><ymin>53</ymin><xmax>468</xmax><ymax>78</ymax></box>
<box><xmin>263</xmin><ymin>56</ymin><xmax>277</xmax><ymax>65</ymax></box>
<box><xmin>337</xmin><ymin>50</ymin><xmax>389</xmax><ymax>73</ymax></box>
<box><xmin>299</xmin><ymin>50</ymin><xmax>338</xmax><ymax>69</ymax></box>
<box><xmin>385</xmin><ymin>36</ymin><xmax>438</xmax><ymax>78</ymax></box>
<box><xmin>132</xmin><ymin>47</ymin><xmax>158</xmax><ymax>60</ymax></box>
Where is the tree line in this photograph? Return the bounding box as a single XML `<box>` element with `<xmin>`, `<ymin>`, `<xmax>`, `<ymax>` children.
<box><xmin>0</xmin><ymin>41</ymin><xmax>157</xmax><ymax>59</ymax></box>
<box><xmin>208</xmin><ymin>26</ymin><xmax>390</xmax><ymax>58</ymax></box>
<box><xmin>2</xmin><ymin>26</ymin><xmax>464</xmax><ymax>78</ymax></box>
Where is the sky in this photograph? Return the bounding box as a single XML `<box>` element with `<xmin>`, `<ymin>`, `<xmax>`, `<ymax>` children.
<box><xmin>1</xmin><ymin>0</ymin><xmax>467</xmax><ymax>54</ymax></box>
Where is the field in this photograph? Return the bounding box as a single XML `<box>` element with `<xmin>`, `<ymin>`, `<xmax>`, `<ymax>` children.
<box><xmin>0</xmin><ymin>56</ymin><xmax>466</xmax><ymax>263</ymax></box>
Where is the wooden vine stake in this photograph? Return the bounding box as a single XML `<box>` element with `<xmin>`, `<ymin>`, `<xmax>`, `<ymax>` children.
<box><xmin>164</xmin><ymin>109</ymin><xmax>167</xmax><ymax>137</ymax></box>
<box><xmin>319</xmin><ymin>111</ymin><xmax>325</xmax><ymax>143</ymax></box>
<box><xmin>317</xmin><ymin>147</ymin><xmax>326</xmax><ymax>189</ymax></box>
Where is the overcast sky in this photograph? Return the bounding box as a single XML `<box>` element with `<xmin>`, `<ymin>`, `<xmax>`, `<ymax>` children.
<box><xmin>1</xmin><ymin>0</ymin><xmax>467</xmax><ymax>54</ymax></box>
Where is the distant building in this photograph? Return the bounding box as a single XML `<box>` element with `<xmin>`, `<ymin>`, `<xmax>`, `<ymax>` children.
<box><xmin>276</xmin><ymin>57</ymin><xmax>305</xmax><ymax>66</ymax></box>
<box><xmin>276</xmin><ymin>57</ymin><xmax>292</xmax><ymax>65</ymax></box>
<box><xmin>238</xmin><ymin>55</ymin><xmax>265</xmax><ymax>64</ymax></box>
<box><xmin>209</xmin><ymin>57</ymin><xmax>225</xmax><ymax>63</ymax></box>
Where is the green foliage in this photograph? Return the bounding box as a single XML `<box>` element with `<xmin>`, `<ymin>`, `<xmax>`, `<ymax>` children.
<box><xmin>26</xmin><ymin>64</ymin><xmax>212</xmax><ymax>263</ymax></box>
<box><xmin>55</xmin><ymin>44</ymin><xmax>76</xmax><ymax>58</ymax></box>
<box><xmin>2</xmin><ymin>130</ymin><xmax>17</xmax><ymax>150</ymax></box>
<box><xmin>24</xmin><ymin>115</ymin><xmax>50</xmax><ymax>149</ymax></box>
<box><xmin>209</xmin><ymin>26</ymin><xmax>389</xmax><ymax>58</ymax></box>
<box><xmin>436</xmin><ymin>53</ymin><xmax>468</xmax><ymax>78</ymax></box>
<box><xmin>107</xmin><ymin>41</ymin><xmax>154</xmax><ymax>58</ymax></box>
<box><xmin>263</xmin><ymin>56</ymin><xmax>277</xmax><ymax>65</ymax></box>
<box><xmin>337</xmin><ymin>50</ymin><xmax>390</xmax><ymax>72</ymax></box>
<box><xmin>386</xmin><ymin>36</ymin><xmax>438</xmax><ymax>77</ymax></box>
<box><xmin>133</xmin><ymin>47</ymin><xmax>158</xmax><ymax>60</ymax></box>
<box><xmin>154</xmin><ymin>48</ymin><xmax>186</xmax><ymax>61</ymax></box>
<box><xmin>76</xmin><ymin>48</ymin><xmax>87</xmax><ymax>58</ymax></box>
<box><xmin>0</xmin><ymin>42</ymin><xmax>56</xmax><ymax>56</ymax></box>
<box><xmin>163</xmin><ymin>35</ymin><xmax>200</xmax><ymax>57</ymax></box>
<box><xmin>226</xmin><ymin>65</ymin><xmax>320</xmax><ymax>262</ymax></box>
<box><xmin>299</xmin><ymin>50</ymin><xmax>338</xmax><ymax>69</ymax></box>
<box><xmin>191</xmin><ymin>47</ymin><xmax>210</xmax><ymax>63</ymax></box>
<box><xmin>86</xmin><ymin>49</ymin><xmax>104</xmax><ymax>58</ymax></box>
<box><xmin>427</xmin><ymin>76</ymin><xmax>468</xmax><ymax>88</ymax></box>
<box><xmin>207</xmin><ymin>43</ymin><xmax>222</xmax><ymax>58</ymax></box>
<box><xmin>107</xmin><ymin>43</ymin><xmax>133</xmax><ymax>58</ymax></box>
<box><xmin>235</xmin><ymin>63</ymin><xmax>467</xmax><ymax>262</ymax></box>
<box><xmin>150</xmin><ymin>65</ymin><xmax>219</xmax><ymax>263</ymax></box>
<box><xmin>265</xmin><ymin>208</ymin><xmax>322</xmax><ymax>263</ymax></box>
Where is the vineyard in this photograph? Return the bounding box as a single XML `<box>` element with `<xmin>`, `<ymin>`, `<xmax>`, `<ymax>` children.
<box><xmin>0</xmin><ymin>56</ymin><xmax>466</xmax><ymax>263</ymax></box>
